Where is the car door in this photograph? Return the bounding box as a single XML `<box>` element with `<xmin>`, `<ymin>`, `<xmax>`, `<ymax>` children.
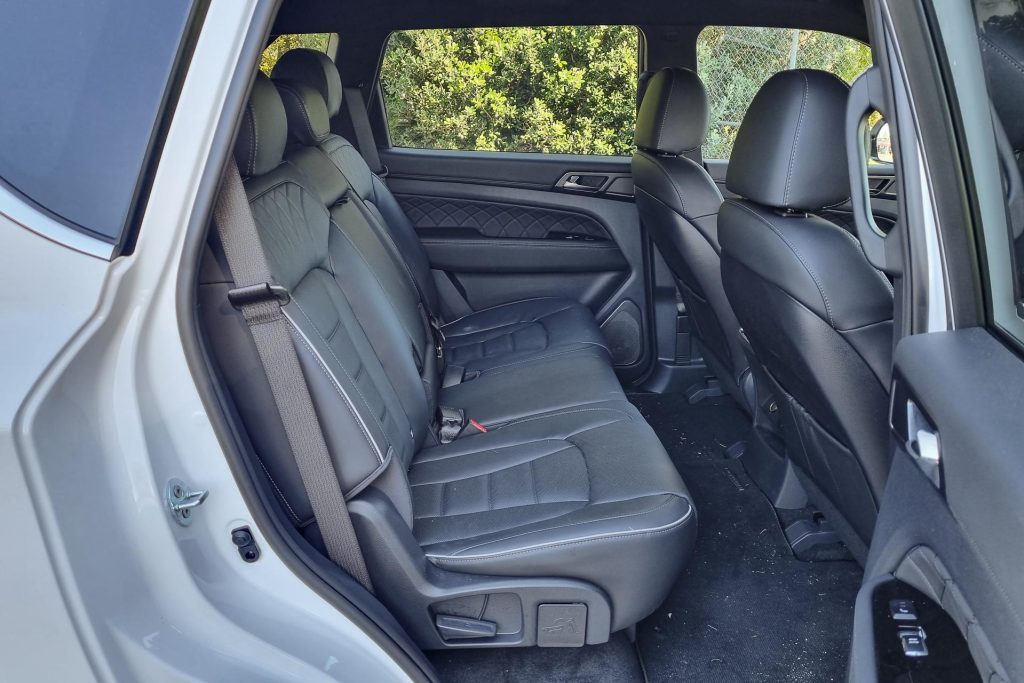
<box><xmin>847</xmin><ymin>1</ymin><xmax>1024</xmax><ymax>681</ymax></box>
<box><xmin>371</xmin><ymin>26</ymin><xmax>652</xmax><ymax>381</ymax></box>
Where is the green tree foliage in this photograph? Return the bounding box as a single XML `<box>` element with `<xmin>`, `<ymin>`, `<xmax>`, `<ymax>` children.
<box><xmin>266</xmin><ymin>28</ymin><xmax>870</xmax><ymax>159</ymax></box>
<box><xmin>381</xmin><ymin>26</ymin><xmax>639</xmax><ymax>155</ymax></box>
<box><xmin>260</xmin><ymin>33</ymin><xmax>331</xmax><ymax>75</ymax></box>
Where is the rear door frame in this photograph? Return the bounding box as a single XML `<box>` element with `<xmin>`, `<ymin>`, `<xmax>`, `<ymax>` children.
<box><xmin>849</xmin><ymin>0</ymin><xmax>1024</xmax><ymax>680</ymax></box>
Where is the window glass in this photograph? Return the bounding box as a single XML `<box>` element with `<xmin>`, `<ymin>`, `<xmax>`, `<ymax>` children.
<box><xmin>260</xmin><ymin>34</ymin><xmax>334</xmax><ymax>75</ymax></box>
<box><xmin>381</xmin><ymin>27</ymin><xmax>639</xmax><ymax>155</ymax></box>
<box><xmin>697</xmin><ymin>27</ymin><xmax>872</xmax><ymax>159</ymax></box>
<box><xmin>0</xmin><ymin>0</ymin><xmax>194</xmax><ymax>242</ymax></box>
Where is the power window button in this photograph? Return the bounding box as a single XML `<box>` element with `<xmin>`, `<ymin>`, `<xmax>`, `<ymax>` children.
<box><xmin>889</xmin><ymin>599</ymin><xmax>918</xmax><ymax>621</ymax></box>
<box><xmin>899</xmin><ymin>626</ymin><xmax>928</xmax><ymax>658</ymax></box>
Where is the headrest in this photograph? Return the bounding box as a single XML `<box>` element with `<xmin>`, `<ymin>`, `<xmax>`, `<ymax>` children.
<box><xmin>271</xmin><ymin>49</ymin><xmax>344</xmax><ymax>118</ymax></box>
<box><xmin>233</xmin><ymin>73</ymin><xmax>288</xmax><ymax>177</ymax></box>
<box><xmin>726</xmin><ymin>69</ymin><xmax>850</xmax><ymax>211</ymax></box>
<box><xmin>634</xmin><ymin>68</ymin><xmax>708</xmax><ymax>155</ymax></box>
<box><xmin>275</xmin><ymin>80</ymin><xmax>332</xmax><ymax>146</ymax></box>
<box><xmin>979</xmin><ymin>12</ymin><xmax>1024</xmax><ymax>159</ymax></box>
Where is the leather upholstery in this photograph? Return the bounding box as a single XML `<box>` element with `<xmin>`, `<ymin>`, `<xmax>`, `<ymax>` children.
<box><xmin>234</xmin><ymin>73</ymin><xmax>288</xmax><ymax>177</ymax></box>
<box><xmin>726</xmin><ymin>69</ymin><xmax>851</xmax><ymax>212</ymax></box>
<box><xmin>271</xmin><ymin>48</ymin><xmax>344</xmax><ymax>117</ymax></box>
<box><xmin>718</xmin><ymin>69</ymin><xmax>894</xmax><ymax>548</ymax></box>
<box><xmin>634</xmin><ymin>68</ymin><xmax>708</xmax><ymax>155</ymax></box>
<box><xmin>412</xmin><ymin>400</ymin><xmax>694</xmax><ymax>631</ymax></box>
<box><xmin>632</xmin><ymin>68</ymin><xmax>748</xmax><ymax>408</ymax></box>
<box><xmin>199</xmin><ymin>57</ymin><xmax>697</xmax><ymax>635</ymax></box>
<box><xmin>271</xmin><ymin>49</ymin><xmax>611</xmax><ymax>376</ymax></box>
<box><xmin>441</xmin><ymin>297</ymin><xmax>612</xmax><ymax>374</ymax></box>
<box><xmin>275</xmin><ymin>80</ymin><xmax>332</xmax><ymax>146</ymax></box>
<box><xmin>397</xmin><ymin>195</ymin><xmax>611</xmax><ymax>240</ymax></box>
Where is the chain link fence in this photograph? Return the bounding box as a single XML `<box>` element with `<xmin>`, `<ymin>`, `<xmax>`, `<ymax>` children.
<box><xmin>698</xmin><ymin>27</ymin><xmax>872</xmax><ymax>159</ymax></box>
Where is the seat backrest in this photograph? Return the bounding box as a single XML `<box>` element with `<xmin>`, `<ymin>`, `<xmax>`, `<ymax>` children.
<box><xmin>198</xmin><ymin>74</ymin><xmax>426</xmax><ymax>547</ymax></box>
<box><xmin>632</xmin><ymin>68</ymin><xmax>745</xmax><ymax>396</ymax></box>
<box><xmin>271</xmin><ymin>49</ymin><xmax>441</xmax><ymax>315</ymax></box>
<box><xmin>271</xmin><ymin>74</ymin><xmax>442</xmax><ymax>413</ymax></box>
<box><xmin>718</xmin><ymin>69</ymin><xmax>894</xmax><ymax>545</ymax></box>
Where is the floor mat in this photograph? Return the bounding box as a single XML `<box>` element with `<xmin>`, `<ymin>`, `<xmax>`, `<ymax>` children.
<box><xmin>630</xmin><ymin>392</ymin><xmax>862</xmax><ymax>683</ymax></box>
<box><xmin>427</xmin><ymin>631</ymin><xmax>644</xmax><ymax>683</ymax></box>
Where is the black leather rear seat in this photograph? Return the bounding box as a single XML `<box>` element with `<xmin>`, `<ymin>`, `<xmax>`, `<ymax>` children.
<box><xmin>198</xmin><ymin>69</ymin><xmax>695</xmax><ymax>647</ymax></box>
<box><xmin>272</xmin><ymin>48</ymin><xmax>612</xmax><ymax>377</ymax></box>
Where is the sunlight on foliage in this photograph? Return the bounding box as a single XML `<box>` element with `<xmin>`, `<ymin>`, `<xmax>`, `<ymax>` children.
<box><xmin>381</xmin><ymin>27</ymin><xmax>639</xmax><ymax>155</ymax></box>
<box><xmin>260</xmin><ymin>33</ymin><xmax>331</xmax><ymax>75</ymax></box>
<box><xmin>266</xmin><ymin>28</ymin><xmax>870</xmax><ymax>159</ymax></box>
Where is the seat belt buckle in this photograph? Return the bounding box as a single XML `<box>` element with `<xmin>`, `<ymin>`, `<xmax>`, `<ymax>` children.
<box><xmin>376</xmin><ymin>164</ymin><xmax>390</xmax><ymax>179</ymax></box>
<box><xmin>227</xmin><ymin>282</ymin><xmax>290</xmax><ymax>309</ymax></box>
<box><xmin>437</xmin><ymin>405</ymin><xmax>465</xmax><ymax>444</ymax></box>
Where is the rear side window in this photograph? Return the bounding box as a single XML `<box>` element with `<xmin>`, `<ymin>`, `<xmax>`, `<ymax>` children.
<box><xmin>697</xmin><ymin>27</ymin><xmax>872</xmax><ymax>159</ymax></box>
<box><xmin>260</xmin><ymin>33</ymin><xmax>336</xmax><ymax>75</ymax></box>
<box><xmin>380</xmin><ymin>26</ymin><xmax>639</xmax><ymax>155</ymax></box>
<box><xmin>0</xmin><ymin>0</ymin><xmax>194</xmax><ymax>243</ymax></box>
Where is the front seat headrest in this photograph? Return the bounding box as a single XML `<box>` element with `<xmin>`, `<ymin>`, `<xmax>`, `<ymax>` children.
<box><xmin>634</xmin><ymin>67</ymin><xmax>709</xmax><ymax>156</ymax></box>
<box><xmin>271</xmin><ymin>48</ymin><xmax>344</xmax><ymax>118</ymax></box>
<box><xmin>233</xmin><ymin>72</ymin><xmax>288</xmax><ymax>177</ymax></box>
<box><xmin>726</xmin><ymin>69</ymin><xmax>850</xmax><ymax>212</ymax></box>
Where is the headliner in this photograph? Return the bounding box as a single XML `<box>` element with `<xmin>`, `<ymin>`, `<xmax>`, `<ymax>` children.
<box><xmin>274</xmin><ymin>0</ymin><xmax>869</xmax><ymax>43</ymax></box>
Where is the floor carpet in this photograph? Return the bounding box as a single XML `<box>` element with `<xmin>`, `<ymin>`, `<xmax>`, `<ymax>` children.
<box><xmin>631</xmin><ymin>392</ymin><xmax>862</xmax><ymax>683</ymax></box>
<box><xmin>427</xmin><ymin>631</ymin><xmax>644</xmax><ymax>683</ymax></box>
<box><xmin>428</xmin><ymin>392</ymin><xmax>862</xmax><ymax>682</ymax></box>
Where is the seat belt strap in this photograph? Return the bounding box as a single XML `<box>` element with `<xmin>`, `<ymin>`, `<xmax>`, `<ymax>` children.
<box><xmin>213</xmin><ymin>160</ymin><xmax>373</xmax><ymax>592</ymax></box>
<box><xmin>343</xmin><ymin>85</ymin><xmax>387</xmax><ymax>177</ymax></box>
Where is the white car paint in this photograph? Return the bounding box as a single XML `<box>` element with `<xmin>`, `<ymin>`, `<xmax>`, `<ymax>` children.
<box><xmin>0</xmin><ymin>1</ymin><xmax>410</xmax><ymax>680</ymax></box>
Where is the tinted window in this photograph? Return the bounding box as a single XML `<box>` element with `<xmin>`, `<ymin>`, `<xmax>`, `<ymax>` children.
<box><xmin>0</xmin><ymin>0</ymin><xmax>193</xmax><ymax>242</ymax></box>
<box><xmin>381</xmin><ymin>27</ymin><xmax>639</xmax><ymax>155</ymax></box>
<box><xmin>697</xmin><ymin>27</ymin><xmax>872</xmax><ymax>159</ymax></box>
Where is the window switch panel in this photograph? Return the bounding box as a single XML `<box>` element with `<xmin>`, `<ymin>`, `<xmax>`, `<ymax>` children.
<box><xmin>889</xmin><ymin>599</ymin><xmax>918</xmax><ymax>621</ymax></box>
<box><xmin>899</xmin><ymin>626</ymin><xmax>928</xmax><ymax>658</ymax></box>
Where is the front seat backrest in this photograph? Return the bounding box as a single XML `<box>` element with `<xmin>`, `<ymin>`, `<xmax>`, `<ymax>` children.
<box><xmin>718</xmin><ymin>69</ymin><xmax>895</xmax><ymax>555</ymax></box>
<box><xmin>632</xmin><ymin>68</ymin><xmax>749</xmax><ymax>408</ymax></box>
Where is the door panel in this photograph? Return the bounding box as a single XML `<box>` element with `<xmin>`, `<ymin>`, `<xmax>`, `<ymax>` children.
<box><xmin>382</xmin><ymin>148</ymin><xmax>651</xmax><ymax>379</ymax></box>
<box><xmin>849</xmin><ymin>329</ymin><xmax>1024</xmax><ymax>682</ymax></box>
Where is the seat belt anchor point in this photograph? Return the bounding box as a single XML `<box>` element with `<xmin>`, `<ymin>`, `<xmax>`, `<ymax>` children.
<box><xmin>227</xmin><ymin>282</ymin><xmax>291</xmax><ymax>309</ymax></box>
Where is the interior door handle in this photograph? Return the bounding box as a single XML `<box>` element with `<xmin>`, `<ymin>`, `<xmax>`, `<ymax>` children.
<box><xmin>904</xmin><ymin>398</ymin><xmax>942</xmax><ymax>489</ymax></box>
<box><xmin>556</xmin><ymin>172</ymin><xmax>610</xmax><ymax>193</ymax></box>
<box><xmin>563</xmin><ymin>178</ymin><xmax>601</xmax><ymax>192</ymax></box>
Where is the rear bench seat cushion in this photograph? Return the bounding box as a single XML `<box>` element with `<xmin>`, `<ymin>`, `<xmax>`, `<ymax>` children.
<box><xmin>442</xmin><ymin>296</ymin><xmax>612</xmax><ymax>374</ymax></box>
<box><xmin>441</xmin><ymin>347</ymin><xmax>626</xmax><ymax>428</ymax></box>
<box><xmin>410</xmin><ymin>400</ymin><xmax>696</xmax><ymax>631</ymax></box>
